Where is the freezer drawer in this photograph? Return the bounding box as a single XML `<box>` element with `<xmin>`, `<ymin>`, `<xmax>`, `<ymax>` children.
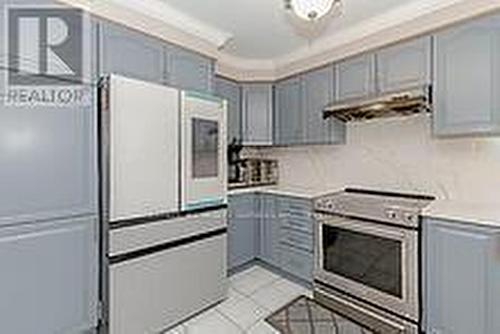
<box><xmin>109</xmin><ymin>209</ymin><xmax>227</xmax><ymax>256</ymax></box>
<box><xmin>110</xmin><ymin>232</ymin><xmax>228</xmax><ymax>334</ymax></box>
<box><xmin>0</xmin><ymin>217</ymin><xmax>98</xmax><ymax>334</ymax></box>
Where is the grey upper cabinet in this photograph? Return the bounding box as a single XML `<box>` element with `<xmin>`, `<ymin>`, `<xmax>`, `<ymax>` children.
<box><xmin>241</xmin><ymin>83</ymin><xmax>274</xmax><ymax>146</ymax></box>
<box><xmin>166</xmin><ymin>46</ymin><xmax>215</xmax><ymax>94</ymax></box>
<box><xmin>336</xmin><ymin>53</ymin><xmax>376</xmax><ymax>101</ymax></box>
<box><xmin>275</xmin><ymin>77</ymin><xmax>304</xmax><ymax>145</ymax></box>
<box><xmin>215</xmin><ymin>77</ymin><xmax>241</xmax><ymax>142</ymax></box>
<box><xmin>377</xmin><ymin>36</ymin><xmax>432</xmax><ymax>93</ymax></box>
<box><xmin>424</xmin><ymin>218</ymin><xmax>500</xmax><ymax>334</ymax></box>
<box><xmin>0</xmin><ymin>104</ymin><xmax>97</xmax><ymax>225</ymax></box>
<box><xmin>100</xmin><ymin>21</ymin><xmax>166</xmax><ymax>84</ymax></box>
<box><xmin>433</xmin><ymin>16</ymin><xmax>500</xmax><ymax>137</ymax></box>
<box><xmin>303</xmin><ymin>66</ymin><xmax>345</xmax><ymax>145</ymax></box>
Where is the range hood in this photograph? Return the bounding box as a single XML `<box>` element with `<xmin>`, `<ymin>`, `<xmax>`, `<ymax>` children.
<box><xmin>323</xmin><ymin>85</ymin><xmax>432</xmax><ymax>122</ymax></box>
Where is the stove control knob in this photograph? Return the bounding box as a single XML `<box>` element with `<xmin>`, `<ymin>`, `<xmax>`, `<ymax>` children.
<box><xmin>386</xmin><ymin>210</ymin><xmax>398</xmax><ymax>220</ymax></box>
<box><xmin>404</xmin><ymin>212</ymin><xmax>419</xmax><ymax>225</ymax></box>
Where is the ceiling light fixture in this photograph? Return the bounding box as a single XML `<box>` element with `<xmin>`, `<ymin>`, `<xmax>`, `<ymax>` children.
<box><xmin>285</xmin><ymin>0</ymin><xmax>342</xmax><ymax>21</ymax></box>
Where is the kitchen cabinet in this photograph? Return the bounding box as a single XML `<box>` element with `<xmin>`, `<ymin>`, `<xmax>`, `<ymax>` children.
<box><xmin>0</xmin><ymin>103</ymin><xmax>97</xmax><ymax>225</ymax></box>
<box><xmin>377</xmin><ymin>36</ymin><xmax>432</xmax><ymax>93</ymax></box>
<box><xmin>424</xmin><ymin>218</ymin><xmax>500</xmax><ymax>334</ymax></box>
<box><xmin>336</xmin><ymin>53</ymin><xmax>376</xmax><ymax>101</ymax></box>
<box><xmin>100</xmin><ymin>21</ymin><xmax>166</xmax><ymax>84</ymax></box>
<box><xmin>277</xmin><ymin>197</ymin><xmax>314</xmax><ymax>282</ymax></box>
<box><xmin>241</xmin><ymin>83</ymin><xmax>274</xmax><ymax>146</ymax></box>
<box><xmin>433</xmin><ymin>15</ymin><xmax>500</xmax><ymax>137</ymax></box>
<box><xmin>215</xmin><ymin>76</ymin><xmax>242</xmax><ymax>142</ymax></box>
<box><xmin>228</xmin><ymin>193</ymin><xmax>314</xmax><ymax>283</ymax></box>
<box><xmin>0</xmin><ymin>216</ymin><xmax>99</xmax><ymax>334</ymax></box>
<box><xmin>275</xmin><ymin>77</ymin><xmax>304</xmax><ymax>145</ymax></box>
<box><xmin>303</xmin><ymin>66</ymin><xmax>346</xmax><ymax>145</ymax></box>
<box><xmin>258</xmin><ymin>194</ymin><xmax>281</xmax><ymax>268</ymax></box>
<box><xmin>228</xmin><ymin>194</ymin><xmax>259</xmax><ymax>270</ymax></box>
<box><xmin>166</xmin><ymin>46</ymin><xmax>215</xmax><ymax>93</ymax></box>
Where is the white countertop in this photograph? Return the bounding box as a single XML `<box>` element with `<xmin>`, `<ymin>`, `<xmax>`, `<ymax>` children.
<box><xmin>229</xmin><ymin>186</ymin><xmax>500</xmax><ymax>228</ymax></box>
<box><xmin>228</xmin><ymin>185</ymin><xmax>335</xmax><ymax>199</ymax></box>
<box><xmin>422</xmin><ymin>200</ymin><xmax>500</xmax><ymax>228</ymax></box>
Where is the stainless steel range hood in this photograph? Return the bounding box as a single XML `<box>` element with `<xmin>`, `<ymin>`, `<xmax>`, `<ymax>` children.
<box><xmin>323</xmin><ymin>85</ymin><xmax>432</xmax><ymax>122</ymax></box>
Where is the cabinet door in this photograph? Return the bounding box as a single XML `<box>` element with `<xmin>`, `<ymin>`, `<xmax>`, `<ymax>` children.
<box><xmin>242</xmin><ymin>84</ymin><xmax>273</xmax><ymax>145</ymax></box>
<box><xmin>100</xmin><ymin>21</ymin><xmax>166</xmax><ymax>84</ymax></box>
<box><xmin>0</xmin><ymin>103</ymin><xmax>96</xmax><ymax>225</ymax></box>
<box><xmin>167</xmin><ymin>46</ymin><xmax>214</xmax><ymax>93</ymax></box>
<box><xmin>434</xmin><ymin>16</ymin><xmax>500</xmax><ymax>136</ymax></box>
<box><xmin>0</xmin><ymin>217</ymin><xmax>98</xmax><ymax>334</ymax></box>
<box><xmin>336</xmin><ymin>53</ymin><xmax>376</xmax><ymax>101</ymax></box>
<box><xmin>215</xmin><ymin>77</ymin><xmax>241</xmax><ymax>142</ymax></box>
<box><xmin>259</xmin><ymin>194</ymin><xmax>281</xmax><ymax>267</ymax></box>
<box><xmin>228</xmin><ymin>195</ymin><xmax>257</xmax><ymax>269</ymax></box>
<box><xmin>424</xmin><ymin>219</ymin><xmax>500</xmax><ymax>334</ymax></box>
<box><xmin>275</xmin><ymin>77</ymin><xmax>303</xmax><ymax>145</ymax></box>
<box><xmin>377</xmin><ymin>37</ymin><xmax>432</xmax><ymax>93</ymax></box>
<box><xmin>303</xmin><ymin>66</ymin><xmax>345</xmax><ymax>145</ymax></box>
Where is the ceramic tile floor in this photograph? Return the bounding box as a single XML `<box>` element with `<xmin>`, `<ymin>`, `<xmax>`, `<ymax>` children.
<box><xmin>165</xmin><ymin>265</ymin><xmax>313</xmax><ymax>334</ymax></box>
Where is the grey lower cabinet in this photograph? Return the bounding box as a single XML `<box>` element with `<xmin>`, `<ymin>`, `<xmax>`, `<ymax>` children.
<box><xmin>376</xmin><ymin>36</ymin><xmax>432</xmax><ymax>93</ymax></box>
<box><xmin>433</xmin><ymin>15</ymin><xmax>500</xmax><ymax>137</ymax></box>
<box><xmin>215</xmin><ymin>76</ymin><xmax>242</xmax><ymax>142</ymax></box>
<box><xmin>336</xmin><ymin>53</ymin><xmax>376</xmax><ymax>101</ymax></box>
<box><xmin>241</xmin><ymin>83</ymin><xmax>274</xmax><ymax>146</ymax></box>
<box><xmin>258</xmin><ymin>194</ymin><xmax>281</xmax><ymax>268</ymax></box>
<box><xmin>228</xmin><ymin>193</ymin><xmax>314</xmax><ymax>283</ymax></box>
<box><xmin>303</xmin><ymin>66</ymin><xmax>345</xmax><ymax>145</ymax></box>
<box><xmin>166</xmin><ymin>47</ymin><xmax>215</xmax><ymax>94</ymax></box>
<box><xmin>277</xmin><ymin>197</ymin><xmax>314</xmax><ymax>283</ymax></box>
<box><xmin>228</xmin><ymin>194</ymin><xmax>259</xmax><ymax>270</ymax></box>
<box><xmin>100</xmin><ymin>20</ymin><xmax>166</xmax><ymax>84</ymax></box>
<box><xmin>0</xmin><ymin>216</ymin><xmax>99</xmax><ymax>334</ymax></box>
<box><xmin>424</xmin><ymin>218</ymin><xmax>500</xmax><ymax>334</ymax></box>
<box><xmin>275</xmin><ymin>77</ymin><xmax>304</xmax><ymax>145</ymax></box>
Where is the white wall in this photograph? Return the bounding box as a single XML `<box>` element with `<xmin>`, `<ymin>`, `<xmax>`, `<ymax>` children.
<box><xmin>256</xmin><ymin>114</ymin><xmax>500</xmax><ymax>202</ymax></box>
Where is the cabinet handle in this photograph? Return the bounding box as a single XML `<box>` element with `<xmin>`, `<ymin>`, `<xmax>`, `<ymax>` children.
<box><xmin>495</xmin><ymin>235</ymin><xmax>500</xmax><ymax>263</ymax></box>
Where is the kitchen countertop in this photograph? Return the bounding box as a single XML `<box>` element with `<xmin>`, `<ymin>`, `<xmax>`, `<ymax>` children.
<box><xmin>229</xmin><ymin>186</ymin><xmax>500</xmax><ymax>228</ymax></box>
<box><xmin>422</xmin><ymin>200</ymin><xmax>500</xmax><ymax>229</ymax></box>
<box><xmin>228</xmin><ymin>185</ymin><xmax>336</xmax><ymax>199</ymax></box>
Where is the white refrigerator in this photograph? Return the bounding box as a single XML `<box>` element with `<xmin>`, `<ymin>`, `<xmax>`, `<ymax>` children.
<box><xmin>100</xmin><ymin>75</ymin><xmax>228</xmax><ymax>334</ymax></box>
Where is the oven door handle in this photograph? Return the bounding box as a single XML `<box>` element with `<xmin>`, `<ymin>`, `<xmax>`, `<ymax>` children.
<box><xmin>316</xmin><ymin>213</ymin><xmax>413</xmax><ymax>241</ymax></box>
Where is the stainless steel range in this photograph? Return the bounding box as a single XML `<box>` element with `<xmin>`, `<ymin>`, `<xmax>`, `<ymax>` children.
<box><xmin>313</xmin><ymin>188</ymin><xmax>434</xmax><ymax>333</ymax></box>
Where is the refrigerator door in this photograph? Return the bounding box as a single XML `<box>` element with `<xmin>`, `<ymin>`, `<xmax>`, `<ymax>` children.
<box><xmin>181</xmin><ymin>91</ymin><xmax>227</xmax><ymax>211</ymax></box>
<box><xmin>0</xmin><ymin>216</ymin><xmax>99</xmax><ymax>334</ymax></box>
<box><xmin>107</xmin><ymin>75</ymin><xmax>180</xmax><ymax>221</ymax></box>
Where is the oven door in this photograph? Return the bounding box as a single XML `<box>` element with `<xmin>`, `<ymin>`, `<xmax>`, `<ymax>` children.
<box><xmin>314</xmin><ymin>213</ymin><xmax>418</xmax><ymax>322</ymax></box>
<box><xmin>181</xmin><ymin>91</ymin><xmax>227</xmax><ymax>211</ymax></box>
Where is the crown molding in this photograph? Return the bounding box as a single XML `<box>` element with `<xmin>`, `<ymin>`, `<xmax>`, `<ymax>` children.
<box><xmin>56</xmin><ymin>0</ymin><xmax>223</xmax><ymax>58</ymax></box>
<box><xmin>59</xmin><ymin>0</ymin><xmax>500</xmax><ymax>82</ymax></box>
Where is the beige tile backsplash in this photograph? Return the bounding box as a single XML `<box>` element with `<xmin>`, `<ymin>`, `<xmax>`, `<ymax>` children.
<box><xmin>255</xmin><ymin>114</ymin><xmax>500</xmax><ymax>202</ymax></box>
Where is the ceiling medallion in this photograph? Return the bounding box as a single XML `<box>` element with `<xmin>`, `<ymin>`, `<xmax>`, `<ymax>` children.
<box><xmin>285</xmin><ymin>0</ymin><xmax>342</xmax><ymax>21</ymax></box>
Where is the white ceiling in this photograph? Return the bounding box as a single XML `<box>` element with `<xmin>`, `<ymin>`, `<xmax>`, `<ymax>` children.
<box><xmin>161</xmin><ymin>0</ymin><xmax>421</xmax><ymax>59</ymax></box>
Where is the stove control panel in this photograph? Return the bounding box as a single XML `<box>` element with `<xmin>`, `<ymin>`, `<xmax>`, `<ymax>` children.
<box><xmin>314</xmin><ymin>190</ymin><xmax>433</xmax><ymax>228</ymax></box>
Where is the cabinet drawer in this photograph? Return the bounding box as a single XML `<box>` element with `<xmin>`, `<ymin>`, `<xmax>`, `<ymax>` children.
<box><xmin>280</xmin><ymin>245</ymin><xmax>313</xmax><ymax>282</ymax></box>
<box><xmin>282</xmin><ymin>216</ymin><xmax>313</xmax><ymax>234</ymax></box>
<box><xmin>280</xmin><ymin>227</ymin><xmax>313</xmax><ymax>252</ymax></box>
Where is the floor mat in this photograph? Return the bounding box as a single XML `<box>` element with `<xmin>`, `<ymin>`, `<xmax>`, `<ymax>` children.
<box><xmin>266</xmin><ymin>296</ymin><xmax>375</xmax><ymax>334</ymax></box>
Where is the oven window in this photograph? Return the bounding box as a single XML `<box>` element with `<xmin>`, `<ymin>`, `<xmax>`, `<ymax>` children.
<box><xmin>322</xmin><ymin>225</ymin><xmax>402</xmax><ymax>298</ymax></box>
<box><xmin>192</xmin><ymin>118</ymin><xmax>218</xmax><ymax>178</ymax></box>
